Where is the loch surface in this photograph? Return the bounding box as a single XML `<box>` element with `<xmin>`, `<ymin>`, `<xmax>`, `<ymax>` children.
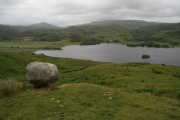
<box><xmin>35</xmin><ymin>43</ymin><xmax>180</xmax><ymax>66</ymax></box>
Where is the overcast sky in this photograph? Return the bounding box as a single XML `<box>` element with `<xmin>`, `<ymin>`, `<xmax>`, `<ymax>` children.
<box><xmin>0</xmin><ymin>0</ymin><xmax>180</xmax><ymax>26</ymax></box>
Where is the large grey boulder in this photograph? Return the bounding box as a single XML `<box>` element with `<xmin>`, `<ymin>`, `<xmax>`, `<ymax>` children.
<box><xmin>26</xmin><ymin>62</ymin><xmax>59</xmax><ymax>87</ymax></box>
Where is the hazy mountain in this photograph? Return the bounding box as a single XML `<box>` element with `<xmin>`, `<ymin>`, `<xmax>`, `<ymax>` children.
<box><xmin>12</xmin><ymin>22</ymin><xmax>60</xmax><ymax>32</ymax></box>
<box><xmin>0</xmin><ymin>24</ymin><xmax>18</xmax><ymax>40</ymax></box>
<box><xmin>27</xmin><ymin>22</ymin><xmax>60</xmax><ymax>29</ymax></box>
<box><xmin>0</xmin><ymin>20</ymin><xmax>160</xmax><ymax>33</ymax></box>
<box><xmin>84</xmin><ymin>20</ymin><xmax>159</xmax><ymax>28</ymax></box>
<box><xmin>0</xmin><ymin>22</ymin><xmax>61</xmax><ymax>40</ymax></box>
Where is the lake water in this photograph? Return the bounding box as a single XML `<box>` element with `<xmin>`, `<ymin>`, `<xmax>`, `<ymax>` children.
<box><xmin>35</xmin><ymin>43</ymin><xmax>180</xmax><ymax>66</ymax></box>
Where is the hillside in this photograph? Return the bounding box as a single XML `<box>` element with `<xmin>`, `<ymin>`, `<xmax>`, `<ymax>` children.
<box><xmin>129</xmin><ymin>23</ymin><xmax>180</xmax><ymax>47</ymax></box>
<box><xmin>12</xmin><ymin>22</ymin><xmax>60</xmax><ymax>32</ymax></box>
<box><xmin>18</xmin><ymin>22</ymin><xmax>180</xmax><ymax>47</ymax></box>
<box><xmin>18</xmin><ymin>25</ymin><xmax>130</xmax><ymax>43</ymax></box>
<box><xmin>0</xmin><ymin>20</ymin><xmax>179</xmax><ymax>47</ymax></box>
<box><xmin>27</xmin><ymin>22</ymin><xmax>60</xmax><ymax>29</ymax></box>
<box><xmin>0</xmin><ymin>24</ymin><xmax>18</xmax><ymax>41</ymax></box>
<box><xmin>0</xmin><ymin>51</ymin><xmax>180</xmax><ymax>119</ymax></box>
<box><xmin>84</xmin><ymin>20</ymin><xmax>159</xmax><ymax>28</ymax></box>
<box><xmin>0</xmin><ymin>22</ymin><xmax>60</xmax><ymax>40</ymax></box>
<box><xmin>8</xmin><ymin>22</ymin><xmax>60</xmax><ymax>32</ymax></box>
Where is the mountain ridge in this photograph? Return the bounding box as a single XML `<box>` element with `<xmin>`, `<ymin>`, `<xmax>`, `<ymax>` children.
<box><xmin>0</xmin><ymin>20</ymin><xmax>174</xmax><ymax>32</ymax></box>
<box><xmin>83</xmin><ymin>20</ymin><xmax>160</xmax><ymax>28</ymax></box>
<box><xmin>27</xmin><ymin>22</ymin><xmax>60</xmax><ymax>29</ymax></box>
<box><xmin>11</xmin><ymin>22</ymin><xmax>60</xmax><ymax>32</ymax></box>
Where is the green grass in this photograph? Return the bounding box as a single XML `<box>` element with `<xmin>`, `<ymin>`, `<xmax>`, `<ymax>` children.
<box><xmin>0</xmin><ymin>51</ymin><xmax>180</xmax><ymax>119</ymax></box>
<box><xmin>0</xmin><ymin>40</ymin><xmax>80</xmax><ymax>53</ymax></box>
<box><xmin>1</xmin><ymin>83</ymin><xmax>180</xmax><ymax>119</ymax></box>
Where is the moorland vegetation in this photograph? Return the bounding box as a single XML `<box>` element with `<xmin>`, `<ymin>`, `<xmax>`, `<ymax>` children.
<box><xmin>0</xmin><ymin>51</ymin><xmax>180</xmax><ymax>119</ymax></box>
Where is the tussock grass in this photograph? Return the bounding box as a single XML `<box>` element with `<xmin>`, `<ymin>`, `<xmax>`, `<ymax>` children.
<box><xmin>0</xmin><ymin>78</ymin><xmax>26</xmax><ymax>96</ymax></box>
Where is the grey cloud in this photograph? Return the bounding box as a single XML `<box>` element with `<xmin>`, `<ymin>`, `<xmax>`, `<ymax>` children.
<box><xmin>0</xmin><ymin>0</ymin><xmax>23</xmax><ymax>6</ymax></box>
<box><xmin>0</xmin><ymin>0</ymin><xmax>180</xmax><ymax>26</ymax></box>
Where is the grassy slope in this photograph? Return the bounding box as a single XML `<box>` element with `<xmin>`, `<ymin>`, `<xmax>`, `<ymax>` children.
<box><xmin>0</xmin><ymin>40</ymin><xmax>80</xmax><ymax>53</ymax></box>
<box><xmin>131</xmin><ymin>23</ymin><xmax>180</xmax><ymax>46</ymax></box>
<box><xmin>18</xmin><ymin>25</ymin><xmax>130</xmax><ymax>43</ymax></box>
<box><xmin>0</xmin><ymin>51</ymin><xmax>180</xmax><ymax>119</ymax></box>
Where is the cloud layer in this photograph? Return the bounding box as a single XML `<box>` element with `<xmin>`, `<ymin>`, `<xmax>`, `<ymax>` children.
<box><xmin>0</xmin><ymin>0</ymin><xmax>180</xmax><ymax>26</ymax></box>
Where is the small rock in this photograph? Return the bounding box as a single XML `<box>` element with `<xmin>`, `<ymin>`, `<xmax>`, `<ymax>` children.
<box><xmin>108</xmin><ymin>97</ymin><xmax>113</xmax><ymax>100</ymax></box>
<box><xmin>60</xmin><ymin>105</ymin><xmax>64</xmax><ymax>108</ymax></box>
<box><xmin>50</xmin><ymin>98</ymin><xmax>54</xmax><ymax>100</ymax></box>
<box><xmin>104</xmin><ymin>92</ymin><xmax>109</xmax><ymax>96</ymax></box>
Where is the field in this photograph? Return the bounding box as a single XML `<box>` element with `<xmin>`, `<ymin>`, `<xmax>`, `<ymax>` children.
<box><xmin>0</xmin><ymin>51</ymin><xmax>180</xmax><ymax>119</ymax></box>
<box><xmin>0</xmin><ymin>40</ymin><xmax>80</xmax><ymax>53</ymax></box>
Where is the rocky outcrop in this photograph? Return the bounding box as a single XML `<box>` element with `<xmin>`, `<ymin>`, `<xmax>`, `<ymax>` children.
<box><xmin>26</xmin><ymin>62</ymin><xmax>59</xmax><ymax>87</ymax></box>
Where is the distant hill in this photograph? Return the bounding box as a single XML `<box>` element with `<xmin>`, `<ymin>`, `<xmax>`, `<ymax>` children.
<box><xmin>1</xmin><ymin>20</ymin><xmax>179</xmax><ymax>46</ymax></box>
<box><xmin>0</xmin><ymin>22</ymin><xmax>61</xmax><ymax>40</ymax></box>
<box><xmin>0</xmin><ymin>24</ymin><xmax>18</xmax><ymax>41</ymax></box>
<box><xmin>84</xmin><ymin>20</ymin><xmax>159</xmax><ymax>28</ymax></box>
<box><xmin>27</xmin><ymin>22</ymin><xmax>60</xmax><ymax>29</ymax></box>
<box><xmin>131</xmin><ymin>22</ymin><xmax>180</xmax><ymax>46</ymax></box>
<box><xmin>12</xmin><ymin>22</ymin><xmax>60</xmax><ymax>32</ymax></box>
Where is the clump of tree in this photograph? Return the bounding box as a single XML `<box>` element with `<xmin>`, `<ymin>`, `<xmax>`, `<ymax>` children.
<box><xmin>81</xmin><ymin>39</ymin><xmax>101</xmax><ymax>45</ymax></box>
<box><xmin>127</xmin><ymin>44</ymin><xmax>138</xmax><ymax>47</ymax></box>
<box><xmin>19</xmin><ymin>30</ymin><xmax>65</xmax><ymax>42</ymax></box>
<box><xmin>112</xmin><ymin>40</ymin><xmax>120</xmax><ymax>43</ymax></box>
<box><xmin>170</xmin><ymin>42</ymin><xmax>179</xmax><ymax>46</ymax></box>
<box><xmin>70</xmin><ymin>34</ymin><xmax>102</xmax><ymax>45</ymax></box>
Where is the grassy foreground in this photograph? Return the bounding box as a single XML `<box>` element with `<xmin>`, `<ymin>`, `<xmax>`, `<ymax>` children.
<box><xmin>0</xmin><ymin>51</ymin><xmax>180</xmax><ymax>119</ymax></box>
